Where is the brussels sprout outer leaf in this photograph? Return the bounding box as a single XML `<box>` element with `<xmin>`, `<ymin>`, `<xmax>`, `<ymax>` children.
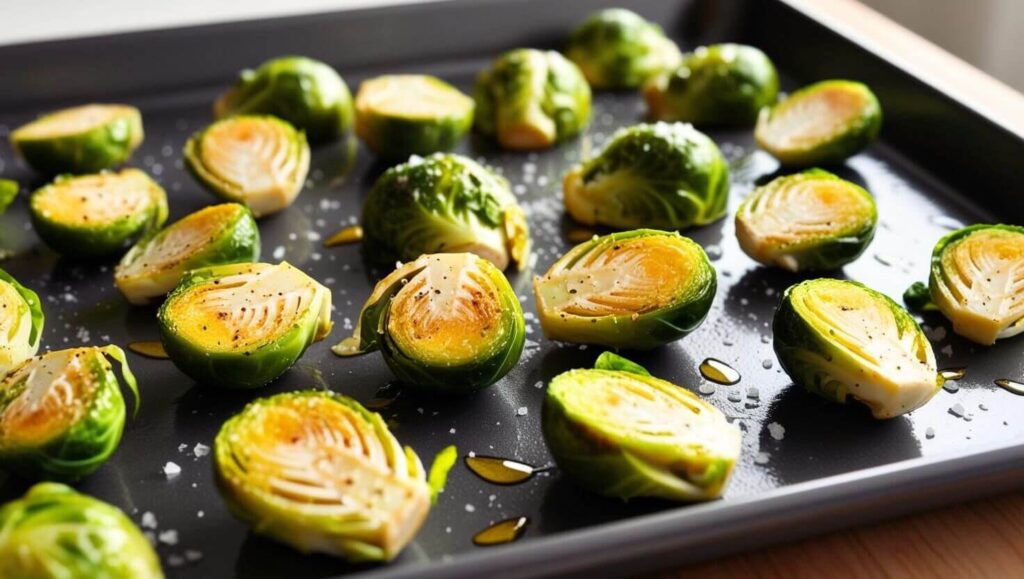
<box><xmin>903</xmin><ymin>281</ymin><xmax>938</xmax><ymax>312</ymax></box>
<box><xmin>0</xmin><ymin>179</ymin><xmax>17</xmax><ymax>214</ymax></box>
<box><xmin>427</xmin><ymin>444</ymin><xmax>458</xmax><ymax>504</ymax></box>
<box><xmin>566</xmin><ymin>8</ymin><xmax>682</xmax><ymax>90</ymax></box>
<box><xmin>0</xmin><ymin>483</ymin><xmax>163</xmax><ymax>578</ymax></box>
<box><xmin>593</xmin><ymin>351</ymin><xmax>650</xmax><ymax>376</ymax></box>
<box><xmin>10</xmin><ymin>104</ymin><xmax>144</xmax><ymax>175</ymax></box>
<box><xmin>0</xmin><ymin>268</ymin><xmax>44</xmax><ymax>376</ymax></box>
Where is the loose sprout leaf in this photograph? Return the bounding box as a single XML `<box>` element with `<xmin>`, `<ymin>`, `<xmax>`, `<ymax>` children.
<box><xmin>213</xmin><ymin>391</ymin><xmax>430</xmax><ymax>562</ymax></box>
<box><xmin>427</xmin><ymin>445</ymin><xmax>459</xmax><ymax>504</ymax></box>
<box><xmin>593</xmin><ymin>352</ymin><xmax>650</xmax><ymax>376</ymax></box>
<box><xmin>0</xmin><ymin>268</ymin><xmax>43</xmax><ymax>376</ymax></box>
<box><xmin>567</xmin><ymin>8</ymin><xmax>682</xmax><ymax>90</ymax></box>
<box><xmin>903</xmin><ymin>281</ymin><xmax>938</xmax><ymax>312</ymax></box>
<box><xmin>0</xmin><ymin>179</ymin><xmax>17</xmax><ymax>214</ymax></box>
<box><xmin>101</xmin><ymin>345</ymin><xmax>140</xmax><ymax>417</ymax></box>
<box><xmin>10</xmin><ymin>104</ymin><xmax>144</xmax><ymax>175</ymax></box>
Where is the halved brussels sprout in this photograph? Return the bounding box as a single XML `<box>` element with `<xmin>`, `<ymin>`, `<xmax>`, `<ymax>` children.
<box><xmin>0</xmin><ymin>269</ymin><xmax>43</xmax><ymax>378</ymax></box>
<box><xmin>0</xmin><ymin>179</ymin><xmax>18</xmax><ymax>214</ymax></box>
<box><xmin>929</xmin><ymin>224</ymin><xmax>1024</xmax><ymax>345</ymax></box>
<box><xmin>0</xmin><ymin>483</ymin><xmax>162</xmax><ymax>578</ymax></box>
<box><xmin>644</xmin><ymin>43</ymin><xmax>778</xmax><ymax>126</ymax></box>
<box><xmin>543</xmin><ymin>354</ymin><xmax>740</xmax><ymax>501</ymax></box>
<box><xmin>566</xmin><ymin>8</ymin><xmax>682</xmax><ymax>90</ymax></box>
<box><xmin>10</xmin><ymin>104</ymin><xmax>144</xmax><ymax>175</ymax></box>
<box><xmin>362</xmin><ymin>153</ymin><xmax>530</xmax><ymax>271</ymax></box>
<box><xmin>215</xmin><ymin>55</ymin><xmax>354</xmax><ymax>143</ymax></box>
<box><xmin>355</xmin><ymin>75</ymin><xmax>474</xmax><ymax>159</ymax></box>
<box><xmin>0</xmin><ymin>345</ymin><xmax>139</xmax><ymax>482</ymax></box>
<box><xmin>115</xmin><ymin>203</ymin><xmax>260</xmax><ymax>304</ymax></box>
<box><xmin>214</xmin><ymin>390</ymin><xmax>430</xmax><ymax>562</ymax></box>
<box><xmin>735</xmin><ymin>169</ymin><xmax>877</xmax><ymax>271</ymax></box>
<box><xmin>474</xmin><ymin>49</ymin><xmax>591</xmax><ymax>150</ymax></box>
<box><xmin>534</xmin><ymin>229</ymin><xmax>716</xmax><ymax>349</ymax></box>
<box><xmin>158</xmin><ymin>262</ymin><xmax>332</xmax><ymax>389</ymax></box>
<box><xmin>773</xmin><ymin>279</ymin><xmax>941</xmax><ymax>419</ymax></box>
<box><xmin>334</xmin><ymin>253</ymin><xmax>524</xmax><ymax>394</ymax></box>
<box><xmin>184</xmin><ymin>115</ymin><xmax>310</xmax><ymax>218</ymax></box>
<box><xmin>563</xmin><ymin>123</ymin><xmax>729</xmax><ymax>230</ymax></box>
<box><xmin>29</xmin><ymin>169</ymin><xmax>168</xmax><ymax>258</ymax></box>
<box><xmin>755</xmin><ymin>80</ymin><xmax>882</xmax><ymax>167</ymax></box>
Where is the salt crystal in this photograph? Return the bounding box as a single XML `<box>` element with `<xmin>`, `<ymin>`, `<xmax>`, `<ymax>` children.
<box><xmin>185</xmin><ymin>550</ymin><xmax>203</xmax><ymax>562</ymax></box>
<box><xmin>767</xmin><ymin>422</ymin><xmax>786</xmax><ymax>440</ymax></box>
<box><xmin>925</xmin><ymin>427</ymin><xmax>936</xmax><ymax>439</ymax></box>
<box><xmin>747</xmin><ymin>387</ymin><xmax>760</xmax><ymax>400</ymax></box>
<box><xmin>534</xmin><ymin>381</ymin><xmax>544</xmax><ymax>389</ymax></box>
<box><xmin>193</xmin><ymin>443</ymin><xmax>210</xmax><ymax>458</ymax></box>
<box><xmin>949</xmin><ymin>403</ymin><xmax>965</xmax><ymax>418</ymax></box>
<box><xmin>163</xmin><ymin>461</ymin><xmax>182</xmax><ymax>479</ymax></box>
<box><xmin>761</xmin><ymin>359</ymin><xmax>773</xmax><ymax>369</ymax></box>
<box><xmin>271</xmin><ymin>246</ymin><xmax>285</xmax><ymax>260</ymax></box>
<box><xmin>754</xmin><ymin>452</ymin><xmax>770</xmax><ymax>465</ymax></box>
<box><xmin>158</xmin><ymin>529</ymin><xmax>179</xmax><ymax>545</ymax></box>
<box><xmin>516</xmin><ymin>406</ymin><xmax>528</xmax><ymax>416</ymax></box>
<box><xmin>141</xmin><ymin>511</ymin><xmax>158</xmax><ymax>529</ymax></box>
<box><xmin>465</xmin><ymin>504</ymin><xmax>476</xmax><ymax>512</ymax></box>
<box><xmin>698</xmin><ymin>383</ymin><xmax>716</xmax><ymax>395</ymax></box>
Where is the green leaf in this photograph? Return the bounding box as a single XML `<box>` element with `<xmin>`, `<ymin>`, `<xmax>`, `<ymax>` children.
<box><xmin>594</xmin><ymin>352</ymin><xmax>650</xmax><ymax>376</ymax></box>
<box><xmin>427</xmin><ymin>445</ymin><xmax>458</xmax><ymax>504</ymax></box>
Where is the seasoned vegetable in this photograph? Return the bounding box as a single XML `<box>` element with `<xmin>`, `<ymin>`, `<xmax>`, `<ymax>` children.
<box><xmin>773</xmin><ymin>279</ymin><xmax>941</xmax><ymax>419</ymax></box>
<box><xmin>534</xmin><ymin>229</ymin><xmax>716</xmax><ymax>349</ymax></box>
<box><xmin>755</xmin><ymin>80</ymin><xmax>882</xmax><ymax>166</ymax></box>
<box><xmin>184</xmin><ymin>115</ymin><xmax>310</xmax><ymax>217</ymax></box>
<box><xmin>158</xmin><ymin>262</ymin><xmax>332</xmax><ymax>388</ymax></box>
<box><xmin>333</xmin><ymin>253</ymin><xmax>524</xmax><ymax>394</ymax></box>
<box><xmin>362</xmin><ymin>153</ymin><xmax>530</xmax><ymax>271</ymax></box>
<box><xmin>543</xmin><ymin>354</ymin><xmax>740</xmax><ymax>501</ymax></box>
<box><xmin>0</xmin><ymin>346</ymin><xmax>139</xmax><ymax>482</ymax></box>
<box><xmin>928</xmin><ymin>224</ymin><xmax>1024</xmax><ymax>344</ymax></box>
<box><xmin>0</xmin><ymin>179</ymin><xmax>17</xmax><ymax>214</ymax></box>
<box><xmin>214</xmin><ymin>55</ymin><xmax>354</xmax><ymax>143</ymax></box>
<box><xmin>566</xmin><ymin>8</ymin><xmax>682</xmax><ymax>90</ymax></box>
<box><xmin>10</xmin><ymin>104</ymin><xmax>143</xmax><ymax>175</ymax></box>
<box><xmin>0</xmin><ymin>483</ymin><xmax>162</xmax><ymax>578</ymax></box>
<box><xmin>355</xmin><ymin>75</ymin><xmax>474</xmax><ymax>159</ymax></box>
<box><xmin>115</xmin><ymin>203</ymin><xmax>260</xmax><ymax>304</ymax></box>
<box><xmin>0</xmin><ymin>269</ymin><xmax>43</xmax><ymax>378</ymax></box>
<box><xmin>735</xmin><ymin>169</ymin><xmax>876</xmax><ymax>271</ymax></box>
<box><xmin>214</xmin><ymin>390</ymin><xmax>429</xmax><ymax>562</ymax></box>
<box><xmin>563</xmin><ymin>123</ymin><xmax>729</xmax><ymax>230</ymax></box>
<box><xmin>474</xmin><ymin>49</ymin><xmax>591</xmax><ymax>150</ymax></box>
<box><xmin>644</xmin><ymin>43</ymin><xmax>778</xmax><ymax>126</ymax></box>
<box><xmin>29</xmin><ymin>169</ymin><xmax>168</xmax><ymax>258</ymax></box>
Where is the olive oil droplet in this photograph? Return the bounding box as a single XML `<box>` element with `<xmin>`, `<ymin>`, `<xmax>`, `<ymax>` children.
<box><xmin>127</xmin><ymin>341</ymin><xmax>169</xmax><ymax>359</ymax></box>
<box><xmin>473</xmin><ymin>516</ymin><xmax>529</xmax><ymax>546</ymax></box>
<box><xmin>939</xmin><ymin>368</ymin><xmax>966</xmax><ymax>381</ymax></box>
<box><xmin>699</xmin><ymin>358</ymin><xmax>740</xmax><ymax>385</ymax></box>
<box><xmin>995</xmin><ymin>378</ymin><xmax>1024</xmax><ymax>396</ymax></box>
<box><xmin>323</xmin><ymin>225</ymin><xmax>363</xmax><ymax>247</ymax></box>
<box><xmin>465</xmin><ymin>456</ymin><xmax>536</xmax><ymax>485</ymax></box>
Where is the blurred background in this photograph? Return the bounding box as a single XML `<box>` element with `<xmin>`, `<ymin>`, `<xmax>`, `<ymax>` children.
<box><xmin>1</xmin><ymin>0</ymin><xmax>1021</xmax><ymax>92</ymax></box>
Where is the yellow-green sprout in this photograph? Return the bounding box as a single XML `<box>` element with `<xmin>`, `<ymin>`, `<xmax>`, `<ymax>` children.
<box><xmin>0</xmin><ymin>269</ymin><xmax>43</xmax><ymax>378</ymax></box>
<box><xmin>11</xmin><ymin>104</ymin><xmax>143</xmax><ymax>175</ymax></box>
<box><xmin>566</xmin><ymin>8</ymin><xmax>682</xmax><ymax>89</ymax></box>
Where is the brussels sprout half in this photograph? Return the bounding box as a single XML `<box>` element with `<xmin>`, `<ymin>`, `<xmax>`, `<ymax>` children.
<box><xmin>755</xmin><ymin>80</ymin><xmax>882</xmax><ymax>167</ymax></box>
<box><xmin>362</xmin><ymin>153</ymin><xmax>530</xmax><ymax>271</ymax></box>
<box><xmin>29</xmin><ymin>169</ymin><xmax>168</xmax><ymax>259</ymax></box>
<box><xmin>355</xmin><ymin>75</ymin><xmax>474</xmax><ymax>159</ymax></box>
<box><xmin>644</xmin><ymin>43</ymin><xmax>778</xmax><ymax>126</ymax></box>
<box><xmin>543</xmin><ymin>354</ymin><xmax>740</xmax><ymax>501</ymax></box>
<box><xmin>184</xmin><ymin>115</ymin><xmax>310</xmax><ymax>218</ymax></box>
<box><xmin>0</xmin><ymin>269</ymin><xmax>43</xmax><ymax>378</ymax></box>
<box><xmin>214</xmin><ymin>390</ymin><xmax>430</xmax><ymax>562</ymax></box>
<box><xmin>474</xmin><ymin>49</ymin><xmax>591</xmax><ymax>150</ymax></box>
<box><xmin>534</xmin><ymin>229</ymin><xmax>716</xmax><ymax>349</ymax></box>
<box><xmin>215</xmin><ymin>55</ymin><xmax>354</xmax><ymax>143</ymax></box>
<box><xmin>0</xmin><ymin>483</ymin><xmax>162</xmax><ymax>578</ymax></box>
<box><xmin>334</xmin><ymin>253</ymin><xmax>524</xmax><ymax>394</ymax></box>
<box><xmin>929</xmin><ymin>224</ymin><xmax>1024</xmax><ymax>345</ymax></box>
<box><xmin>735</xmin><ymin>169</ymin><xmax>877</xmax><ymax>272</ymax></box>
<box><xmin>115</xmin><ymin>203</ymin><xmax>260</xmax><ymax>305</ymax></box>
<box><xmin>0</xmin><ymin>345</ymin><xmax>139</xmax><ymax>482</ymax></box>
<box><xmin>563</xmin><ymin>123</ymin><xmax>729</xmax><ymax>231</ymax></box>
<box><xmin>566</xmin><ymin>8</ymin><xmax>682</xmax><ymax>90</ymax></box>
<box><xmin>10</xmin><ymin>104</ymin><xmax>143</xmax><ymax>175</ymax></box>
<box><xmin>774</xmin><ymin>279</ymin><xmax>941</xmax><ymax>419</ymax></box>
<box><xmin>158</xmin><ymin>262</ymin><xmax>332</xmax><ymax>389</ymax></box>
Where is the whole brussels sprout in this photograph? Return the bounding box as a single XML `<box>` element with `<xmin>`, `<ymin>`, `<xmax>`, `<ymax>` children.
<box><xmin>928</xmin><ymin>224</ymin><xmax>1024</xmax><ymax>345</ymax></box>
<box><xmin>214</xmin><ymin>390</ymin><xmax>430</xmax><ymax>562</ymax></box>
<box><xmin>0</xmin><ymin>179</ymin><xmax>18</xmax><ymax>214</ymax></box>
<box><xmin>756</xmin><ymin>80</ymin><xmax>882</xmax><ymax>167</ymax></box>
<box><xmin>115</xmin><ymin>203</ymin><xmax>260</xmax><ymax>305</ymax></box>
<box><xmin>0</xmin><ymin>269</ymin><xmax>43</xmax><ymax>377</ymax></box>
<box><xmin>11</xmin><ymin>104</ymin><xmax>143</xmax><ymax>175</ymax></box>
<box><xmin>158</xmin><ymin>262</ymin><xmax>332</xmax><ymax>389</ymax></box>
<box><xmin>355</xmin><ymin>75</ymin><xmax>474</xmax><ymax>159</ymax></box>
<box><xmin>735</xmin><ymin>168</ymin><xmax>876</xmax><ymax>271</ymax></box>
<box><xmin>0</xmin><ymin>483</ymin><xmax>162</xmax><ymax>578</ymax></box>
<box><xmin>543</xmin><ymin>353</ymin><xmax>740</xmax><ymax>501</ymax></box>
<box><xmin>644</xmin><ymin>43</ymin><xmax>778</xmax><ymax>126</ymax></box>
<box><xmin>534</xmin><ymin>229</ymin><xmax>716</xmax><ymax>350</ymax></box>
<box><xmin>774</xmin><ymin>279</ymin><xmax>941</xmax><ymax>419</ymax></box>
<box><xmin>566</xmin><ymin>8</ymin><xmax>682</xmax><ymax>90</ymax></box>
<box><xmin>334</xmin><ymin>253</ymin><xmax>524</xmax><ymax>394</ymax></box>
<box><xmin>362</xmin><ymin>153</ymin><xmax>530</xmax><ymax>271</ymax></box>
<box><xmin>0</xmin><ymin>345</ymin><xmax>139</xmax><ymax>481</ymax></box>
<box><xmin>563</xmin><ymin>122</ymin><xmax>729</xmax><ymax>230</ymax></box>
<box><xmin>29</xmin><ymin>169</ymin><xmax>168</xmax><ymax>259</ymax></box>
<box><xmin>474</xmin><ymin>49</ymin><xmax>591</xmax><ymax>150</ymax></box>
<box><xmin>184</xmin><ymin>115</ymin><xmax>310</xmax><ymax>218</ymax></box>
<box><xmin>214</xmin><ymin>55</ymin><xmax>354</xmax><ymax>143</ymax></box>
